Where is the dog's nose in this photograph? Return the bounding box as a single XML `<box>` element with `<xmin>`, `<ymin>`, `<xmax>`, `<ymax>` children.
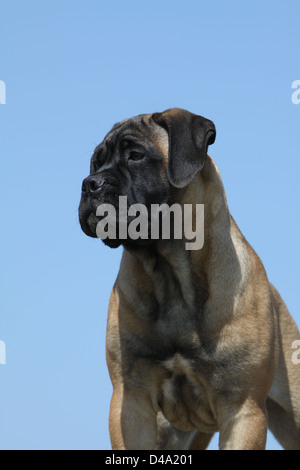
<box><xmin>82</xmin><ymin>175</ymin><xmax>105</xmax><ymax>194</ymax></box>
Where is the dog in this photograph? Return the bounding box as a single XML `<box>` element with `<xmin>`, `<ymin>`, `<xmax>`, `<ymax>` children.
<box><xmin>79</xmin><ymin>108</ymin><xmax>300</xmax><ymax>450</ymax></box>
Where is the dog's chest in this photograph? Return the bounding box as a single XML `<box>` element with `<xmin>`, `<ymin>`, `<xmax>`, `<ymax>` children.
<box><xmin>158</xmin><ymin>352</ymin><xmax>218</xmax><ymax>433</ymax></box>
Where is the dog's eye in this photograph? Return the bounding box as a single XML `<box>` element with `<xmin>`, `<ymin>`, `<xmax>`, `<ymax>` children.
<box><xmin>129</xmin><ymin>151</ymin><xmax>145</xmax><ymax>162</ymax></box>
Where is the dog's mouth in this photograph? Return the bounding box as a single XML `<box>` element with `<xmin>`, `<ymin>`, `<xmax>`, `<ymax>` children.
<box><xmin>79</xmin><ymin>209</ymin><xmax>121</xmax><ymax>249</ymax></box>
<box><xmin>79</xmin><ymin>192</ymin><xmax>130</xmax><ymax>248</ymax></box>
<box><xmin>79</xmin><ymin>206</ymin><xmax>99</xmax><ymax>238</ymax></box>
<box><xmin>86</xmin><ymin>211</ymin><xmax>100</xmax><ymax>236</ymax></box>
<box><xmin>78</xmin><ymin>179</ymin><xmax>173</xmax><ymax>248</ymax></box>
<box><xmin>79</xmin><ymin>198</ymin><xmax>157</xmax><ymax>249</ymax></box>
<box><xmin>79</xmin><ymin>182</ymin><xmax>121</xmax><ymax>239</ymax></box>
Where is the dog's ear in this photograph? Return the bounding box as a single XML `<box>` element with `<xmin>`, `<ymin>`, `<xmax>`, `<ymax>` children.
<box><xmin>152</xmin><ymin>108</ymin><xmax>216</xmax><ymax>188</ymax></box>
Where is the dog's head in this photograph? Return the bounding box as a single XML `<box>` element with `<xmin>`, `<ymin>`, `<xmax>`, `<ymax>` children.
<box><xmin>79</xmin><ymin>108</ymin><xmax>216</xmax><ymax>248</ymax></box>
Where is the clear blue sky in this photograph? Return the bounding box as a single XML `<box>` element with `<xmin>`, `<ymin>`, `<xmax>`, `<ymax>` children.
<box><xmin>0</xmin><ymin>0</ymin><xmax>299</xmax><ymax>450</ymax></box>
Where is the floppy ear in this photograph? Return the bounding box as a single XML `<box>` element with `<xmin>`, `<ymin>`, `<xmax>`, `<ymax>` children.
<box><xmin>152</xmin><ymin>108</ymin><xmax>216</xmax><ymax>188</ymax></box>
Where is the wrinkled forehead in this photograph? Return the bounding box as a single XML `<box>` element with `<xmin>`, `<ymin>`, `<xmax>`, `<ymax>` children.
<box><xmin>94</xmin><ymin>113</ymin><xmax>168</xmax><ymax>155</ymax></box>
<box><xmin>104</xmin><ymin>114</ymin><xmax>155</xmax><ymax>145</ymax></box>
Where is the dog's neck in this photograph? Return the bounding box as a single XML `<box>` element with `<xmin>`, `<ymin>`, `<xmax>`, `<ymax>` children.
<box><xmin>123</xmin><ymin>156</ymin><xmax>238</xmax><ymax>314</ymax></box>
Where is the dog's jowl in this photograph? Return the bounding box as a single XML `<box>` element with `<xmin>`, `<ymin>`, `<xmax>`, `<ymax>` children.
<box><xmin>79</xmin><ymin>108</ymin><xmax>300</xmax><ymax>450</ymax></box>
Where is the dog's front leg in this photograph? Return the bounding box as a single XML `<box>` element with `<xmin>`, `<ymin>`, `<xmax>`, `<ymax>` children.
<box><xmin>109</xmin><ymin>384</ymin><xmax>157</xmax><ymax>450</ymax></box>
<box><xmin>218</xmin><ymin>400</ymin><xmax>268</xmax><ymax>450</ymax></box>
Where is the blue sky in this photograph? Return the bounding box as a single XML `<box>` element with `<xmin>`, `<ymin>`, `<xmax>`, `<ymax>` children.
<box><xmin>0</xmin><ymin>0</ymin><xmax>299</xmax><ymax>450</ymax></box>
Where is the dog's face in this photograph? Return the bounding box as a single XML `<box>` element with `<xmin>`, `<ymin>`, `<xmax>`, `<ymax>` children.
<box><xmin>79</xmin><ymin>108</ymin><xmax>216</xmax><ymax>248</ymax></box>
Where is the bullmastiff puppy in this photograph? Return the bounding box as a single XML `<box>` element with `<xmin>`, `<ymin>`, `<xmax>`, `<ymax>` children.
<box><xmin>79</xmin><ymin>108</ymin><xmax>300</xmax><ymax>450</ymax></box>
